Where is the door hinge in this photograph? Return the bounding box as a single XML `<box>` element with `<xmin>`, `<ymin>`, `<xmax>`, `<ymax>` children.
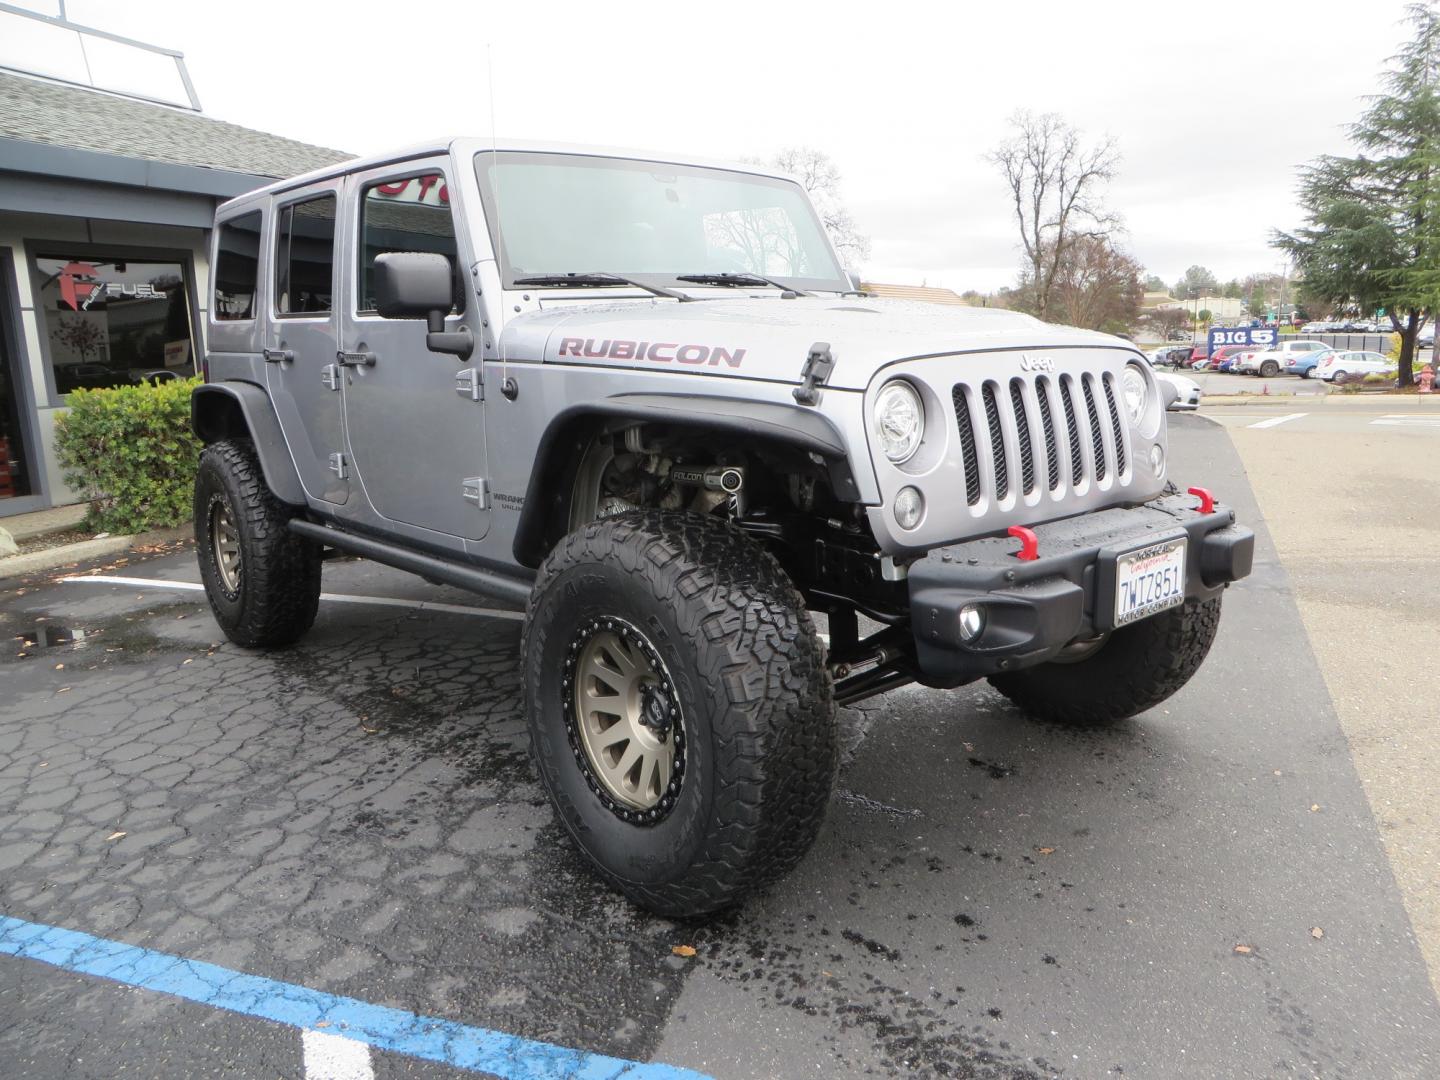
<box><xmin>328</xmin><ymin>452</ymin><xmax>348</xmax><ymax>479</ymax></box>
<box><xmin>461</xmin><ymin>477</ymin><xmax>490</xmax><ymax>509</ymax></box>
<box><xmin>455</xmin><ymin>367</ymin><xmax>484</xmax><ymax>401</ymax></box>
<box><xmin>321</xmin><ymin>363</ymin><xmax>341</xmax><ymax>391</ymax></box>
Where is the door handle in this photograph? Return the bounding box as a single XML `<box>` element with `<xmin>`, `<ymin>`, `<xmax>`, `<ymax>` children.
<box><xmin>336</xmin><ymin>350</ymin><xmax>376</xmax><ymax>367</ymax></box>
<box><xmin>263</xmin><ymin>347</ymin><xmax>294</xmax><ymax>363</ymax></box>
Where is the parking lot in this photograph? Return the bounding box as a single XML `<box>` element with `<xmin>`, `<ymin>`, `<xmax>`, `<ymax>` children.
<box><xmin>3</xmin><ymin>415</ymin><xmax>1439</xmax><ymax>1079</ymax></box>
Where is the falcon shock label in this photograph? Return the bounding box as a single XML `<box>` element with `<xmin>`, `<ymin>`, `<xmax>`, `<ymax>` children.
<box><xmin>557</xmin><ymin>338</ymin><xmax>745</xmax><ymax>368</ymax></box>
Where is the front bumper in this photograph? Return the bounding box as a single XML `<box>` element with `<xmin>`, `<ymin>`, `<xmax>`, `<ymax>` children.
<box><xmin>907</xmin><ymin>492</ymin><xmax>1254</xmax><ymax>686</ymax></box>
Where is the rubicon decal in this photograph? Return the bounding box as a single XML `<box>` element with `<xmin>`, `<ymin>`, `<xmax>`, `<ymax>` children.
<box><xmin>558</xmin><ymin>338</ymin><xmax>745</xmax><ymax>368</ymax></box>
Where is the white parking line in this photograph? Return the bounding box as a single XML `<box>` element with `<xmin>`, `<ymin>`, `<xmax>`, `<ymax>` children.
<box><xmin>1247</xmin><ymin>413</ymin><xmax>1309</xmax><ymax>429</ymax></box>
<box><xmin>59</xmin><ymin>574</ymin><xmax>524</xmax><ymax>621</ymax></box>
<box><xmin>1370</xmin><ymin>414</ymin><xmax>1440</xmax><ymax>427</ymax></box>
<box><xmin>302</xmin><ymin>1029</ymin><xmax>375</xmax><ymax>1080</ymax></box>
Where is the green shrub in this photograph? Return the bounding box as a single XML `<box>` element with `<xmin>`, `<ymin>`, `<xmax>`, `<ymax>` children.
<box><xmin>54</xmin><ymin>376</ymin><xmax>202</xmax><ymax>533</ymax></box>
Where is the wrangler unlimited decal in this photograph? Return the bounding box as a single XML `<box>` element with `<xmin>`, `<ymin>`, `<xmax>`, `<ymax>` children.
<box><xmin>557</xmin><ymin>338</ymin><xmax>745</xmax><ymax>368</ymax></box>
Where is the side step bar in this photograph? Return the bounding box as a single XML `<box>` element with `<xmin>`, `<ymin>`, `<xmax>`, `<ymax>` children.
<box><xmin>288</xmin><ymin>520</ymin><xmax>534</xmax><ymax>606</ymax></box>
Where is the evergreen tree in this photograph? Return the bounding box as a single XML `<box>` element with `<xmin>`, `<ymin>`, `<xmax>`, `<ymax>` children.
<box><xmin>1276</xmin><ymin>3</ymin><xmax>1440</xmax><ymax>384</ymax></box>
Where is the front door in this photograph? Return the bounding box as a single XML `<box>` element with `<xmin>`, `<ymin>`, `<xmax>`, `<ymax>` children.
<box><xmin>340</xmin><ymin>161</ymin><xmax>488</xmax><ymax>541</ymax></box>
<box><xmin>265</xmin><ymin>186</ymin><xmax>349</xmax><ymax>505</ymax></box>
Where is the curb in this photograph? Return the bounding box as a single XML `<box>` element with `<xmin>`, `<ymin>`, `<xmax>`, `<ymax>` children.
<box><xmin>0</xmin><ymin>526</ymin><xmax>190</xmax><ymax>582</ymax></box>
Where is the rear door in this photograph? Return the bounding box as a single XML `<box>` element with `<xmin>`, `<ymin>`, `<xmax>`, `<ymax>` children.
<box><xmin>265</xmin><ymin>185</ymin><xmax>348</xmax><ymax>505</ymax></box>
<box><xmin>339</xmin><ymin>160</ymin><xmax>489</xmax><ymax>540</ymax></box>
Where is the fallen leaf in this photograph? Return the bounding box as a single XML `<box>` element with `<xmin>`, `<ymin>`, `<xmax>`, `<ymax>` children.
<box><xmin>54</xmin><ymin>663</ymin><xmax>64</xmax><ymax>670</ymax></box>
<box><xmin>1273</xmin><ymin>770</ymin><xmax>1282</xmax><ymax>776</ymax></box>
<box><xmin>1310</xmin><ymin>927</ymin><xmax>1324</xmax><ymax>940</ymax></box>
<box><xmin>962</xmin><ymin>742</ymin><xmax>975</xmax><ymax>753</ymax></box>
<box><xmin>38</xmin><ymin>762</ymin><xmax>48</xmax><ymax>768</ymax></box>
<box><xmin>181</xmin><ymin>658</ymin><xmax>193</xmax><ymax>665</ymax></box>
<box><xmin>1309</xmin><ymin>804</ymin><xmax>1321</xmax><ymax>812</ymax></box>
<box><xmin>1233</xmin><ymin>944</ymin><xmax>1253</xmax><ymax>955</ymax></box>
<box><xmin>1036</xmin><ymin>847</ymin><xmax>1056</xmax><ymax>856</ymax></box>
<box><xmin>106</xmin><ymin>831</ymin><xmax>127</xmax><ymax>841</ymax></box>
<box><xmin>671</xmin><ymin>945</ymin><xmax>697</xmax><ymax>958</ymax></box>
<box><xmin>57</xmin><ymin>687</ymin><xmax>70</xmax><ymax>694</ymax></box>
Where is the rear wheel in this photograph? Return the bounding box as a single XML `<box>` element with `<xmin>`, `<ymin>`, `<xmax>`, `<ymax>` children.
<box><xmin>1260</xmin><ymin>360</ymin><xmax>1280</xmax><ymax>377</ymax></box>
<box><xmin>988</xmin><ymin>597</ymin><xmax>1223</xmax><ymax>725</ymax></box>
<box><xmin>194</xmin><ymin>439</ymin><xmax>321</xmax><ymax>648</ymax></box>
<box><xmin>523</xmin><ymin>510</ymin><xmax>836</xmax><ymax>917</ymax></box>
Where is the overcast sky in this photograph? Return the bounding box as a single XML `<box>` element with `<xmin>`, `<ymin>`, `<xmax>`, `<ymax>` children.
<box><xmin>17</xmin><ymin>0</ymin><xmax>1424</xmax><ymax>292</ymax></box>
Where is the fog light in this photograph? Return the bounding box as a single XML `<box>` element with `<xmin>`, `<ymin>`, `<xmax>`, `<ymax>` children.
<box><xmin>894</xmin><ymin>486</ymin><xmax>924</xmax><ymax>530</ymax></box>
<box><xmin>1149</xmin><ymin>443</ymin><xmax>1165</xmax><ymax>478</ymax></box>
<box><xmin>958</xmin><ymin>604</ymin><xmax>986</xmax><ymax>643</ymax></box>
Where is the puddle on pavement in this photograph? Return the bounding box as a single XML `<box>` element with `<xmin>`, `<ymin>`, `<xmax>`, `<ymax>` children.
<box><xmin>14</xmin><ymin>623</ymin><xmax>92</xmax><ymax>652</ymax></box>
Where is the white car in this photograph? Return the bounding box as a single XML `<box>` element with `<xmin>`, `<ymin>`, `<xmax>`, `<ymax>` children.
<box><xmin>1156</xmin><ymin>369</ymin><xmax>1202</xmax><ymax>410</ymax></box>
<box><xmin>1236</xmin><ymin>339</ymin><xmax>1331</xmax><ymax>376</ymax></box>
<box><xmin>1315</xmin><ymin>350</ymin><xmax>1395</xmax><ymax>382</ymax></box>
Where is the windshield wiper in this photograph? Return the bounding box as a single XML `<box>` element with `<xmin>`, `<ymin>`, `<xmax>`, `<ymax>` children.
<box><xmin>675</xmin><ymin>272</ymin><xmax>812</xmax><ymax>297</ymax></box>
<box><xmin>511</xmin><ymin>272</ymin><xmax>691</xmax><ymax>302</ymax></box>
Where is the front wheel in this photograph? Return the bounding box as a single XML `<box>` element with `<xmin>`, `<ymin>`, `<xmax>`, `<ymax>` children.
<box><xmin>987</xmin><ymin>596</ymin><xmax>1223</xmax><ymax>725</ymax></box>
<box><xmin>194</xmin><ymin>439</ymin><xmax>321</xmax><ymax>648</ymax></box>
<box><xmin>523</xmin><ymin>511</ymin><xmax>837</xmax><ymax>917</ymax></box>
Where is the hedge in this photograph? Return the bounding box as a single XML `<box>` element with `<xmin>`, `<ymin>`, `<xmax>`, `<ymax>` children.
<box><xmin>54</xmin><ymin>376</ymin><xmax>203</xmax><ymax>534</ymax></box>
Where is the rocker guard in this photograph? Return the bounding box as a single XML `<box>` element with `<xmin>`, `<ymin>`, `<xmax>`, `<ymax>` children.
<box><xmin>907</xmin><ymin>492</ymin><xmax>1254</xmax><ymax>686</ymax></box>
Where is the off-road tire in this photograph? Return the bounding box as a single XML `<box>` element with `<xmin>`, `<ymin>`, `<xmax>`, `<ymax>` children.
<box><xmin>988</xmin><ymin>596</ymin><xmax>1223</xmax><ymax>725</ymax></box>
<box><xmin>523</xmin><ymin>510</ymin><xmax>837</xmax><ymax>917</ymax></box>
<box><xmin>194</xmin><ymin>438</ymin><xmax>321</xmax><ymax>648</ymax></box>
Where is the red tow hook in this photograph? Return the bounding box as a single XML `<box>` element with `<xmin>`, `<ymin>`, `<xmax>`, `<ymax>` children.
<box><xmin>1187</xmin><ymin>486</ymin><xmax>1216</xmax><ymax>514</ymax></box>
<box><xmin>1007</xmin><ymin>525</ymin><xmax>1040</xmax><ymax>561</ymax></box>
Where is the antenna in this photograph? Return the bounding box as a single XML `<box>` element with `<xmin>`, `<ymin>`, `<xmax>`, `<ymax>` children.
<box><xmin>486</xmin><ymin>43</ymin><xmax>510</xmax><ymax>394</ymax></box>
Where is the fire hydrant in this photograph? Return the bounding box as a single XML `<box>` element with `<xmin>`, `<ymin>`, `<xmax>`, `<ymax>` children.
<box><xmin>1420</xmin><ymin>365</ymin><xmax>1436</xmax><ymax>394</ymax></box>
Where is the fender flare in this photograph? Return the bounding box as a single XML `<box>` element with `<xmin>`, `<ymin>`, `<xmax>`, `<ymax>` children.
<box><xmin>191</xmin><ymin>382</ymin><xmax>307</xmax><ymax>506</ymax></box>
<box><xmin>512</xmin><ymin>392</ymin><xmax>861</xmax><ymax>568</ymax></box>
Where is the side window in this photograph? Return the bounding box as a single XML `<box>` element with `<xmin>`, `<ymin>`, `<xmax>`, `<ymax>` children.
<box><xmin>274</xmin><ymin>194</ymin><xmax>336</xmax><ymax>315</ymax></box>
<box><xmin>213</xmin><ymin>211</ymin><xmax>262</xmax><ymax>321</ymax></box>
<box><xmin>358</xmin><ymin>174</ymin><xmax>462</xmax><ymax>313</ymax></box>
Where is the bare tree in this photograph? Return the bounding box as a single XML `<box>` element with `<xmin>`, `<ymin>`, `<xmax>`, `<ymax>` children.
<box><xmin>989</xmin><ymin>112</ymin><xmax>1120</xmax><ymax>321</ymax></box>
<box><xmin>1049</xmin><ymin>236</ymin><xmax>1144</xmax><ymax>332</ymax></box>
<box><xmin>762</xmin><ymin>147</ymin><xmax>872</xmax><ymax>266</ymax></box>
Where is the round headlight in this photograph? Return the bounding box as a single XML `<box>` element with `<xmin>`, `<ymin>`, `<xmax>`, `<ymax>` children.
<box><xmin>873</xmin><ymin>380</ymin><xmax>925</xmax><ymax>463</ymax></box>
<box><xmin>1121</xmin><ymin>364</ymin><xmax>1149</xmax><ymax>424</ymax></box>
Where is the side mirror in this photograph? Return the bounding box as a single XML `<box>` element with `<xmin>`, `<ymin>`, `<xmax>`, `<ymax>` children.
<box><xmin>373</xmin><ymin>251</ymin><xmax>472</xmax><ymax>359</ymax></box>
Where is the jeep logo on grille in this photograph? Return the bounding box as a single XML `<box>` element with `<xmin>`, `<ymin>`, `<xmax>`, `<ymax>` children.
<box><xmin>1020</xmin><ymin>355</ymin><xmax>1055</xmax><ymax>373</ymax></box>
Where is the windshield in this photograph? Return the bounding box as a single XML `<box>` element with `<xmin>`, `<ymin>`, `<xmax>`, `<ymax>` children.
<box><xmin>474</xmin><ymin>151</ymin><xmax>846</xmax><ymax>291</ymax></box>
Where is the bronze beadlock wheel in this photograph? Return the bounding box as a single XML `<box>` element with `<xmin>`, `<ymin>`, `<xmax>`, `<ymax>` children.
<box><xmin>563</xmin><ymin>616</ymin><xmax>685</xmax><ymax>824</ymax></box>
<box><xmin>208</xmin><ymin>495</ymin><xmax>242</xmax><ymax>596</ymax></box>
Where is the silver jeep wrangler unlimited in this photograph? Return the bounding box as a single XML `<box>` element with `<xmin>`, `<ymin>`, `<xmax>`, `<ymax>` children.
<box><xmin>192</xmin><ymin>139</ymin><xmax>1254</xmax><ymax>915</ymax></box>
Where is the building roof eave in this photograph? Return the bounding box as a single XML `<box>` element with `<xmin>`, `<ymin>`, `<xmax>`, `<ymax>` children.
<box><xmin>0</xmin><ymin>136</ymin><xmax>271</xmax><ymax>200</ymax></box>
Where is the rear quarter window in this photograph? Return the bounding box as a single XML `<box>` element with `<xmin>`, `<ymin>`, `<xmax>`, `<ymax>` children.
<box><xmin>213</xmin><ymin>211</ymin><xmax>262</xmax><ymax>321</ymax></box>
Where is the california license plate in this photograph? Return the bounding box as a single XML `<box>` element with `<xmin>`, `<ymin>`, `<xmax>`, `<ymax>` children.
<box><xmin>1113</xmin><ymin>538</ymin><xmax>1187</xmax><ymax>627</ymax></box>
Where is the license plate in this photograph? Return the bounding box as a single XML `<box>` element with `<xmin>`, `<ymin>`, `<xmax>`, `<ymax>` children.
<box><xmin>1113</xmin><ymin>538</ymin><xmax>1187</xmax><ymax>627</ymax></box>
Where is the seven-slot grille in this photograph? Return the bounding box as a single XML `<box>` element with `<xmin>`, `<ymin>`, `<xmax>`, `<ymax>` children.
<box><xmin>950</xmin><ymin>372</ymin><xmax>1129</xmax><ymax>506</ymax></box>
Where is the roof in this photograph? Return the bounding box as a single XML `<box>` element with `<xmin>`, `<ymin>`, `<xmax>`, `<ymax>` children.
<box><xmin>860</xmin><ymin>282</ymin><xmax>976</xmax><ymax>307</ymax></box>
<box><xmin>0</xmin><ymin>69</ymin><xmax>350</xmax><ymax>180</ymax></box>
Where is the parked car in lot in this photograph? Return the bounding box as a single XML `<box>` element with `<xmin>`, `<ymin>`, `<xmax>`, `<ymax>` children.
<box><xmin>187</xmin><ymin>136</ymin><xmax>1254</xmax><ymax>916</ymax></box>
<box><xmin>1315</xmin><ymin>350</ymin><xmax>1395</xmax><ymax>382</ymax></box>
<box><xmin>1287</xmin><ymin>346</ymin><xmax>1337</xmax><ymax>379</ymax></box>
<box><xmin>1237</xmin><ymin>339</ymin><xmax>1331</xmax><ymax>376</ymax></box>
<box><xmin>1208</xmin><ymin>345</ymin><xmax>1254</xmax><ymax>371</ymax></box>
<box><xmin>1419</xmin><ymin>329</ymin><xmax>1434</xmax><ymax>349</ymax></box>
<box><xmin>1156</xmin><ymin>368</ymin><xmax>1202</xmax><ymax>410</ymax></box>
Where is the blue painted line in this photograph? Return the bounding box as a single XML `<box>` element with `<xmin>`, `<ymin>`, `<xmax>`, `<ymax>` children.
<box><xmin>0</xmin><ymin>915</ymin><xmax>710</xmax><ymax>1080</ymax></box>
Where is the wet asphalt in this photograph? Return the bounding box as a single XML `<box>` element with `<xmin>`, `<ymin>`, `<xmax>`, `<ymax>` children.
<box><xmin>1</xmin><ymin>414</ymin><xmax>1437</xmax><ymax>1079</ymax></box>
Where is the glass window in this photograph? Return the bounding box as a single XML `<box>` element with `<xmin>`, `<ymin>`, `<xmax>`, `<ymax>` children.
<box><xmin>358</xmin><ymin>174</ymin><xmax>463</xmax><ymax>313</ymax></box>
<box><xmin>34</xmin><ymin>254</ymin><xmax>195</xmax><ymax>396</ymax></box>
<box><xmin>274</xmin><ymin>194</ymin><xmax>336</xmax><ymax>315</ymax></box>
<box><xmin>213</xmin><ymin>211</ymin><xmax>262</xmax><ymax>321</ymax></box>
<box><xmin>474</xmin><ymin>152</ymin><xmax>845</xmax><ymax>291</ymax></box>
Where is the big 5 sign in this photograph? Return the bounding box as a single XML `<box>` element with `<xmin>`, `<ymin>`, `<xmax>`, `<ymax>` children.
<box><xmin>1208</xmin><ymin>326</ymin><xmax>1277</xmax><ymax>353</ymax></box>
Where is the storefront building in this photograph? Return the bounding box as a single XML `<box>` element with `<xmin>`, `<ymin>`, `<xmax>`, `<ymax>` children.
<box><xmin>0</xmin><ymin>38</ymin><xmax>346</xmax><ymax>517</ymax></box>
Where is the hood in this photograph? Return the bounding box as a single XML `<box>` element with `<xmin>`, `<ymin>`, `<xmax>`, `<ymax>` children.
<box><xmin>500</xmin><ymin>296</ymin><xmax>1135</xmax><ymax>391</ymax></box>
